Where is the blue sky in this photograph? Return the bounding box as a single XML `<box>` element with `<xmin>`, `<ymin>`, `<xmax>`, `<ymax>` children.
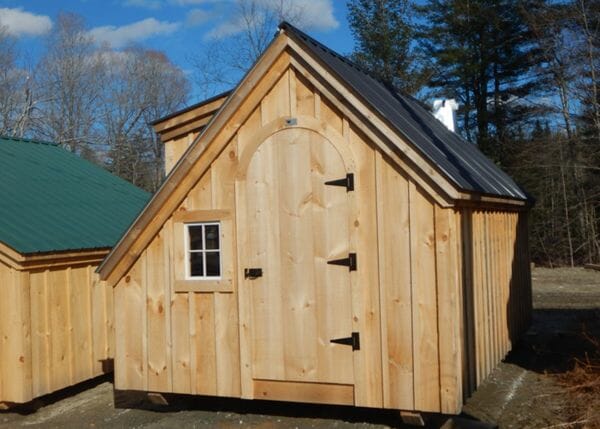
<box><xmin>0</xmin><ymin>1</ymin><xmax>355</xmax><ymax>101</ymax></box>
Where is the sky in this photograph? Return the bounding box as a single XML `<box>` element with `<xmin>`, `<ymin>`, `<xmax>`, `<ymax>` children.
<box><xmin>0</xmin><ymin>1</ymin><xmax>355</xmax><ymax>101</ymax></box>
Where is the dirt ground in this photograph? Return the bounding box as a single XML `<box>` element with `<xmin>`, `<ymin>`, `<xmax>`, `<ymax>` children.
<box><xmin>1</xmin><ymin>267</ymin><xmax>599</xmax><ymax>429</ymax></box>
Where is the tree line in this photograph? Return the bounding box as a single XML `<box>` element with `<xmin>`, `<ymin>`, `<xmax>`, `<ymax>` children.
<box><xmin>0</xmin><ymin>13</ymin><xmax>189</xmax><ymax>192</ymax></box>
<box><xmin>1</xmin><ymin>1</ymin><xmax>598</xmax><ymax>266</ymax></box>
<box><xmin>348</xmin><ymin>0</ymin><xmax>600</xmax><ymax>267</ymax></box>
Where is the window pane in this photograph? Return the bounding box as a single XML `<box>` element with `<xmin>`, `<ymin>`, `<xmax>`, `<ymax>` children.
<box><xmin>190</xmin><ymin>252</ymin><xmax>204</xmax><ymax>277</ymax></box>
<box><xmin>188</xmin><ymin>225</ymin><xmax>204</xmax><ymax>250</ymax></box>
<box><xmin>205</xmin><ymin>224</ymin><xmax>220</xmax><ymax>250</ymax></box>
<box><xmin>205</xmin><ymin>252</ymin><xmax>220</xmax><ymax>277</ymax></box>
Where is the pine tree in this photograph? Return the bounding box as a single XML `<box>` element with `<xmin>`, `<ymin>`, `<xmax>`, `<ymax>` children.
<box><xmin>347</xmin><ymin>0</ymin><xmax>423</xmax><ymax>93</ymax></box>
<box><xmin>419</xmin><ymin>0</ymin><xmax>541</xmax><ymax>162</ymax></box>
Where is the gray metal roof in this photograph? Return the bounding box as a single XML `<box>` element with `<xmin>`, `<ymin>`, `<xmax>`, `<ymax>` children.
<box><xmin>280</xmin><ymin>22</ymin><xmax>528</xmax><ymax>201</ymax></box>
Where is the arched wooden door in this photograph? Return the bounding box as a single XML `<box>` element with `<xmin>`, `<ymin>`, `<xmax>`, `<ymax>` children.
<box><xmin>239</xmin><ymin>128</ymin><xmax>355</xmax><ymax>386</ymax></box>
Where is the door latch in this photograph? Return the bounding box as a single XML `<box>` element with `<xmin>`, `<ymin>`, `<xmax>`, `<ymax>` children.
<box><xmin>244</xmin><ymin>268</ymin><xmax>263</xmax><ymax>279</ymax></box>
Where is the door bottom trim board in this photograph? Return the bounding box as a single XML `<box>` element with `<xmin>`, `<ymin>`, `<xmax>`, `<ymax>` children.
<box><xmin>252</xmin><ymin>379</ymin><xmax>354</xmax><ymax>406</ymax></box>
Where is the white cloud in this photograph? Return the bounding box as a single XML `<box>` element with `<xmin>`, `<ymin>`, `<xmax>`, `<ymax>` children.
<box><xmin>186</xmin><ymin>8</ymin><xmax>212</xmax><ymax>27</ymax></box>
<box><xmin>88</xmin><ymin>18</ymin><xmax>180</xmax><ymax>48</ymax></box>
<box><xmin>205</xmin><ymin>0</ymin><xmax>338</xmax><ymax>40</ymax></box>
<box><xmin>124</xmin><ymin>0</ymin><xmax>163</xmax><ymax>9</ymax></box>
<box><xmin>293</xmin><ymin>0</ymin><xmax>338</xmax><ymax>31</ymax></box>
<box><xmin>0</xmin><ymin>7</ymin><xmax>52</xmax><ymax>37</ymax></box>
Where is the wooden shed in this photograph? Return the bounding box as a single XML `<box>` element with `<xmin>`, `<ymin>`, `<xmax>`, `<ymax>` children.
<box><xmin>98</xmin><ymin>22</ymin><xmax>532</xmax><ymax>417</ymax></box>
<box><xmin>0</xmin><ymin>137</ymin><xmax>149</xmax><ymax>406</ymax></box>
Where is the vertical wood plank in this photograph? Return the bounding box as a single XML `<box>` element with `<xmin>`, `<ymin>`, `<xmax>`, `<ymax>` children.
<box><xmin>212</xmin><ymin>138</ymin><xmax>241</xmax><ymax>397</ymax></box>
<box><xmin>91</xmin><ymin>273</ymin><xmax>108</xmax><ymax>375</ymax></box>
<box><xmin>348</xmin><ymin>125</ymin><xmax>383</xmax><ymax>408</ymax></box>
<box><xmin>171</xmin><ymin>288</ymin><xmax>191</xmax><ymax>393</ymax></box>
<box><xmin>163</xmin><ymin>218</ymin><xmax>174</xmax><ymax>392</ymax></box>
<box><xmin>48</xmin><ymin>269</ymin><xmax>72</xmax><ymax>391</ymax></box>
<box><xmin>409</xmin><ymin>182</ymin><xmax>440</xmax><ymax>412</ymax></box>
<box><xmin>193</xmin><ymin>293</ymin><xmax>217</xmax><ymax>394</ymax></box>
<box><xmin>435</xmin><ymin>207</ymin><xmax>463</xmax><ymax>414</ymax></box>
<box><xmin>295</xmin><ymin>72</ymin><xmax>315</xmax><ymax>118</ymax></box>
<box><xmin>147</xmin><ymin>234</ymin><xmax>169</xmax><ymax>392</ymax></box>
<box><xmin>461</xmin><ymin>209</ymin><xmax>476</xmax><ymax>396</ymax></box>
<box><xmin>30</xmin><ymin>270</ymin><xmax>50</xmax><ymax>398</ymax></box>
<box><xmin>289</xmin><ymin>68</ymin><xmax>297</xmax><ymax>118</ymax></box>
<box><xmin>247</xmin><ymin>144</ymin><xmax>284</xmax><ymax>380</ymax></box>
<box><xmin>235</xmin><ymin>176</ymin><xmax>253</xmax><ymax>398</ymax></box>
<box><xmin>501</xmin><ymin>212</ymin><xmax>510</xmax><ymax>355</ymax></box>
<box><xmin>260</xmin><ymin>68</ymin><xmax>291</xmax><ymax>124</ymax></box>
<box><xmin>481</xmin><ymin>211</ymin><xmax>489</xmax><ymax>382</ymax></box>
<box><xmin>278</xmin><ymin>129</ymin><xmax>319</xmax><ymax>382</ymax></box>
<box><xmin>1</xmin><ymin>269</ymin><xmax>33</xmax><ymax>402</ymax></box>
<box><xmin>105</xmin><ymin>272</ymin><xmax>115</xmax><ymax>367</ymax></box>
<box><xmin>114</xmin><ymin>257</ymin><xmax>145</xmax><ymax>390</ymax></box>
<box><xmin>375</xmin><ymin>153</ymin><xmax>414</xmax><ymax>410</ymax></box>
<box><xmin>70</xmin><ymin>266</ymin><xmax>93</xmax><ymax>384</ymax></box>
<box><xmin>320</xmin><ymin>97</ymin><xmax>343</xmax><ymax>135</ymax></box>
<box><xmin>471</xmin><ymin>211</ymin><xmax>483</xmax><ymax>386</ymax></box>
<box><xmin>310</xmin><ymin>131</ymin><xmax>353</xmax><ymax>384</ymax></box>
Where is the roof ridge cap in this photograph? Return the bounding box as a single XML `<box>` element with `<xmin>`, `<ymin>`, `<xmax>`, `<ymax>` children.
<box><xmin>278</xmin><ymin>21</ymin><xmax>407</xmax><ymax>96</ymax></box>
<box><xmin>0</xmin><ymin>135</ymin><xmax>58</xmax><ymax>146</ymax></box>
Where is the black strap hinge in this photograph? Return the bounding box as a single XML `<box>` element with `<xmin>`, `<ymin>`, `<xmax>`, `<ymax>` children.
<box><xmin>330</xmin><ymin>332</ymin><xmax>360</xmax><ymax>351</ymax></box>
<box><xmin>325</xmin><ymin>173</ymin><xmax>354</xmax><ymax>192</ymax></box>
<box><xmin>327</xmin><ymin>253</ymin><xmax>357</xmax><ymax>271</ymax></box>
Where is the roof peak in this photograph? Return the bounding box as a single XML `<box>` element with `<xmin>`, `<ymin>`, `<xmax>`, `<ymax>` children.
<box><xmin>279</xmin><ymin>21</ymin><xmax>376</xmax><ymax>79</ymax></box>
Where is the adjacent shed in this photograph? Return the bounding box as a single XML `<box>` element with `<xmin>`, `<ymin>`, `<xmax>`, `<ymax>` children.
<box><xmin>99</xmin><ymin>22</ymin><xmax>533</xmax><ymax>416</ymax></box>
<box><xmin>0</xmin><ymin>137</ymin><xmax>149</xmax><ymax>405</ymax></box>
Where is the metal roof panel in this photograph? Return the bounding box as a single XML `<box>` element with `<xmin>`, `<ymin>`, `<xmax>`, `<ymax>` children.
<box><xmin>0</xmin><ymin>136</ymin><xmax>150</xmax><ymax>254</ymax></box>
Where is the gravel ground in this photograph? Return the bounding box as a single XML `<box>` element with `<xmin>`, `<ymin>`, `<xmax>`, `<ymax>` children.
<box><xmin>1</xmin><ymin>267</ymin><xmax>599</xmax><ymax>428</ymax></box>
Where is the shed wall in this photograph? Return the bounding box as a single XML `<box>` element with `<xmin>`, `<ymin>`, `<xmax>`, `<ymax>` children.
<box><xmin>461</xmin><ymin>209</ymin><xmax>532</xmax><ymax>398</ymax></box>
<box><xmin>115</xmin><ymin>132</ymin><xmax>241</xmax><ymax>397</ymax></box>
<box><xmin>375</xmin><ymin>155</ymin><xmax>464</xmax><ymax>414</ymax></box>
<box><xmin>113</xmin><ymin>57</ymin><xmax>531</xmax><ymax>415</ymax></box>
<box><xmin>0</xmin><ymin>261</ymin><xmax>113</xmax><ymax>404</ymax></box>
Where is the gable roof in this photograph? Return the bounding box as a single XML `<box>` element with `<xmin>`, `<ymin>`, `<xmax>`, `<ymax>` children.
<box><xmin>98</xmin><ymin>22</ymin><xmax>530</xmax><ymax>284</ymax></box>
<box><xmin>279</xmin><ymin>22</ymin><xmax>527</xmax><ymax>201</ymax></box>
<box><xmin>0</xmin><ymin>136</ymin><xmax>150</xmax><ymax>255</ymax></box>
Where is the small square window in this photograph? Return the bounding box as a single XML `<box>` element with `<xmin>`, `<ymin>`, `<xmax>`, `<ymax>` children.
<box><xmin>185</xmin><ymin>222</ymin><xmax>221</xmax><ymax>280</ymax></box>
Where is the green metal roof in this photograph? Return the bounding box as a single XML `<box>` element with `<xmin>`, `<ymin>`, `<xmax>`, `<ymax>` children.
<box><xmin>0</xmin><ymin>136</ymin><xmax>150</xmax><ymax>255</ymax></box>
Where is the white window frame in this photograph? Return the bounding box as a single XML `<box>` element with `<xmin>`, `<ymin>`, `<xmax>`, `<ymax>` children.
<box><xmin>184</xmin><ymin>222</ymin><xmax>222</xmax><ymax>281</ymax></box>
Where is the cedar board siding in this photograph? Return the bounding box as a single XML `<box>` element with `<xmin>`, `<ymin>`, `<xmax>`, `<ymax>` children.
<box><xmin>0</xmin><ymin>261</ymin><xmax>113</xmax><ymax>404</ymax></box>
<box><xmin>164</xmin><ymin>133</ymin><xmax>198</xmax><ymax>176</ymax></box>
<box><xmin>113</xmin><ymin>60</ymin><xmax>531</xmax><ymax>414</ymax></box>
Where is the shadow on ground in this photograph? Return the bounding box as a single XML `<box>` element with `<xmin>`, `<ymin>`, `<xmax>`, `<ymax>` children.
<box><xmin>509</xmin><ymin>308</ymin><xmax>600</xmax><ymax>374</ymax></box>
<box><xmin>460</xmin><ymin>311</ymin><xmax>597</xmax><ymax>428</ymax></box>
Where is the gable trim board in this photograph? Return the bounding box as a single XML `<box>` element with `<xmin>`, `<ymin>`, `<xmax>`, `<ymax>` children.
<box><xmin>98</xmin><ymin>27</ymin><xmax>527</xmax><ymax>286</ymax></box>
